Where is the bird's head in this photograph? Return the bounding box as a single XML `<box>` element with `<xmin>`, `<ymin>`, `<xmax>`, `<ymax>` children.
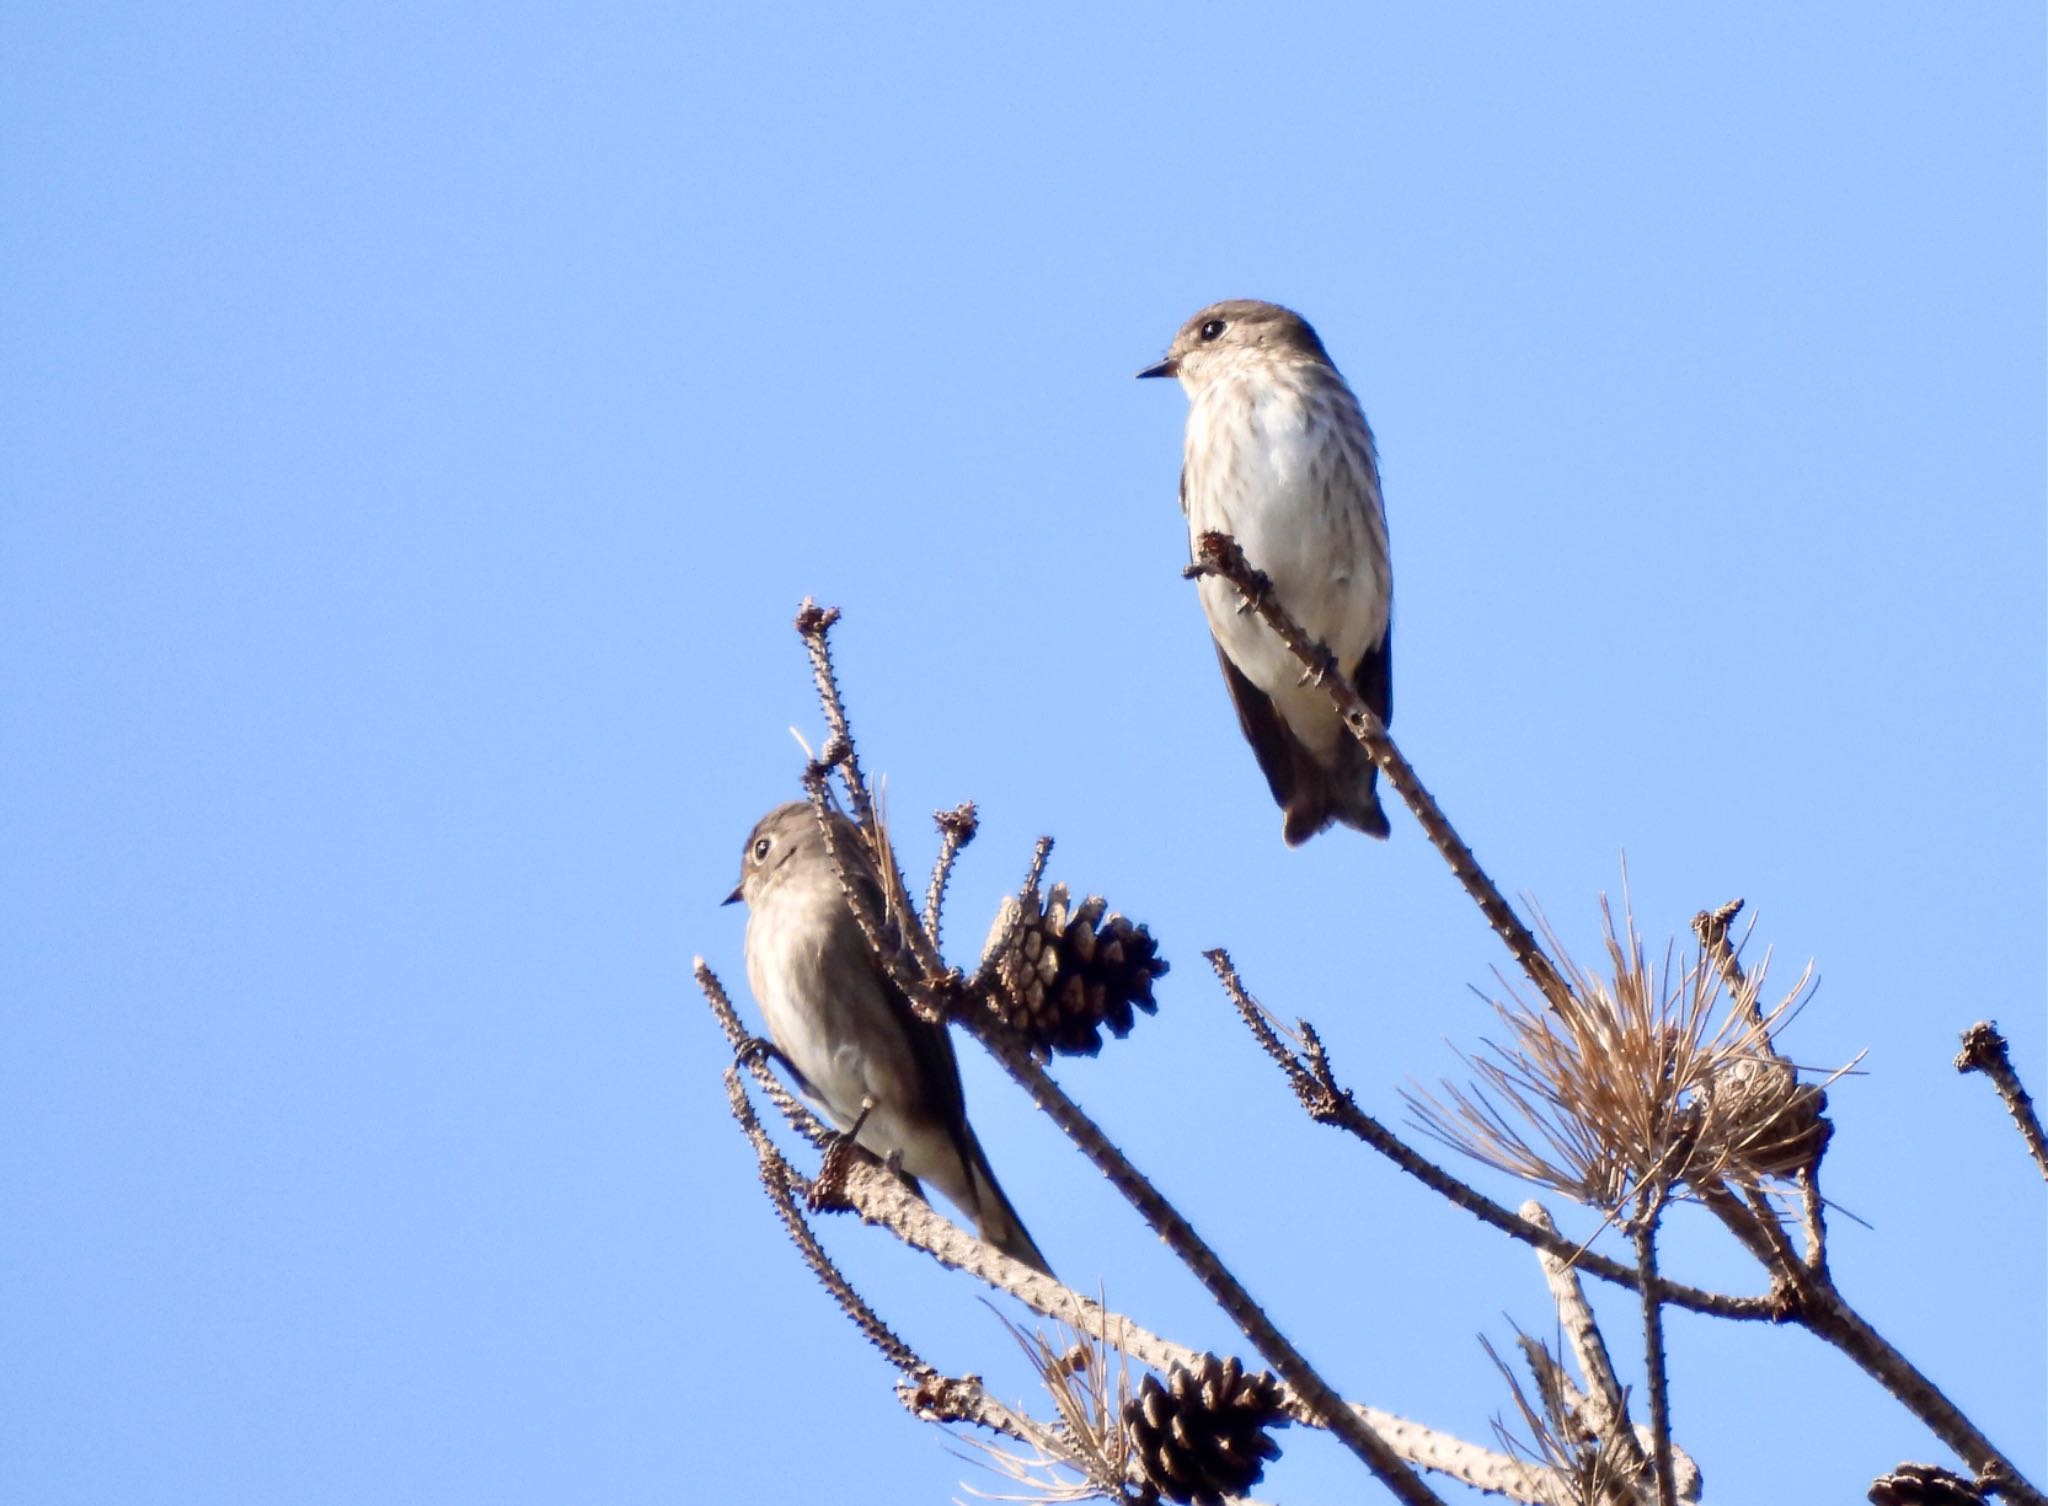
<box><xmin>725</xmin><ymin>801</ymin><xmax>825</xmax><ymax>907</ymax></box>
<box><xmin>1136</xmin><ymin>299</ymin><xmax>1332</xmax><ymax>390</ymax></box>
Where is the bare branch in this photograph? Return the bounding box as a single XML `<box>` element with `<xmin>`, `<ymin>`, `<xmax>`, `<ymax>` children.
<box><xmin>724</xmin><ymin>1066</ymin><xmax>930</xmax><ymax>1376</ymax></box>
<box><xmin>1522</xmin><ymin>1201</ymin><xmax>1648</xmax><ymax>1486</ymax></box>
<box><xmin>724</xmin><ymin>1064</ymin><xmax>1143</xmax><ymax>1484</ymax></box>
<box><xmin>1206</xmin><ymin>948</ymin><xmax>1778</xmax><ymax>1322</ymax></box>
<box><xmin>1690</xmin><ymin>900</ymin><xmax>1763</xmax><ymax>1031</ymax></box>
<box><xmin>818</xmin><ymin>1147</ymin><xmax>1558</xmax><ymax>1499</ymax></box>
<box><xmin>1793</xmin><ymin>1287</ymin><xmax>2045</xmax><ymax>1506</ymax></box>
<box><xmin>794</xmin><ymin>604</ymin><xmax>950</xmax><ymax>985</ymax></box>
<box><xmin>924</xmin><ymin>801</ymin><xmax>979</xmax><ymax>953</ymax></box>
<box><xmin>1698</xmin><ymin>1147</ymin><xmax>2048</xmax><ymax>1504</ymax></box>
<box><xmin>1955</xmin><ymin>1022</ymin><xmax>2048</xmax><ymax>1182</ymax></box>
<box><xmin>1631</xmin><ymin>1195</ymin><xmax>1677</xmax><ymax>1506</ymax></box>
<box><xmin>1794</xmin><ymin>1166</ymin><xmax>1830</xmax><ymax>1274</ymax></box>
<box><xmin>794</xmin><ymin>599</ymin><xmax>874</xmax><ymax>828</ymax></box>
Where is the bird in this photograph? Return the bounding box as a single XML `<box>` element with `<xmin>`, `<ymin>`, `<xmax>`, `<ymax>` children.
<box><xmin>726</xmin><ymin>801</ymin><xmax>1051</xmax><ymax>1274</ymax></box>
<box><xmin>1140</xmin><ymin>299</ymin><xmax>1393</xmax><ymax>846</ymax></box>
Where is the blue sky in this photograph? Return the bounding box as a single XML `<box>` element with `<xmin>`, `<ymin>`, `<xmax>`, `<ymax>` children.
<box><xmin>4</xmin><ymin>5</ymin><xmax>2042</xmax><ymax>1503</ymax></box>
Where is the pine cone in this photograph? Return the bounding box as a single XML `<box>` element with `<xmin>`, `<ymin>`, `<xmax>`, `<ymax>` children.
<box><xmin>1122</xmin><ymin>1354</ymin><xmax>1285</xmax><ymax>1506</ymax></box>
<box><xmin>1869</xmin><ymin>1462</ymin><xmax>1986</xmax><ymax>1506</ymax></box>
<box><xmin>981</xmin><ymin>880</ymin><xmax>1166</xmax><ymax>1056</ymax></box>
<box><xmin>1703</xmin><ymin>1055</ymin><xmax>1831</xmax><ymax>1183</ymax></box>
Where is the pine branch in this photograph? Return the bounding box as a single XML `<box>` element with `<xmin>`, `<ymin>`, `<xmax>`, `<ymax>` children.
<box><xmin>1522</xmin><ymin>1201</ymin><xmax>1651</xmax><ymax>1486</ymax></box>
<box><xmin>1955</xmin><ymin>1023</ymin><xmax>2048</xmax><ymax>1182</ymax></box>
<box><xmin>1206</xmin><ymin>947</ymin><xmax>1777</xmax><ymax>1322</ymax></box>
<box><xmin>924</xmin><ymin>801</ymin><xmax>978</xmax><ymax>954</ymax></box>
<box><xmin>1631</xmin><ymin>1194</ymin><xmax>1677</xmax><ymax>1506</ymax></box>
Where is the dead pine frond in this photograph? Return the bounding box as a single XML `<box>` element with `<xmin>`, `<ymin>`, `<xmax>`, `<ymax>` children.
<box><xmin>1482</xmin><ymin>1331</ymin><xmax>1641</xmax><ymax>1506</ymax></box>
<box><xmin>1406</xmin><ymin>884</ymin><xmax>1839</xmax><ymax>1216</ymax></box>
<box><xmin>955</xmin><ymin>1305</ymin><xmax>1147</xmax><ymax>1504</ymax></box>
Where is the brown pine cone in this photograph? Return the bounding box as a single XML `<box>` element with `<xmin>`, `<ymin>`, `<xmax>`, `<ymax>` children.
<box><xmin>1869</xmin><ymin>1462</ymin><xmax>1985</xmax><ymax>1506</ymax></box>
<box><xmin>1701</xmin><ymin>1054</ymin><xmax>1831</xmax><ymax>1183</ymax></box>
<box><xmin>981</xmin><ymin>880</ymin><xmax>1166</xmax><ymax>1056</ymax></box>
<box><xmin>1121</xmin><ymin>1354</ymin><xmax>1285</xmax><ymax>1506</ymax></box>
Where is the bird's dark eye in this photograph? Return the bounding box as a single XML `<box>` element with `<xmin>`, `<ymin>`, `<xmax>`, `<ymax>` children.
<box><xmin>1199</xmin><ymin>319</ymin><xmax>1227</xmax><ymax>342</ymax></box>
<box><xmin>752</xmin><ymin>837</ymin><xmax>772</xmax><ymax>861</ymax></box>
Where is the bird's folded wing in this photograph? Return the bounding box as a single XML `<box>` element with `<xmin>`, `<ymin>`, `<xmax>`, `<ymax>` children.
<box><xmin>1211</xmin><ymin>636</ymin><xmax>1313</xmax><ymax>811</ymax></box>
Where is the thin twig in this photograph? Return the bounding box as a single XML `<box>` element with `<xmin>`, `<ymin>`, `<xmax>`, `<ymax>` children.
<box><xmin>793</xmin><ymin>610</ymin><xmax>953</xmax><ymax>989</ymax></box>
<box><xmin>1631</xmin><ymin>1193</ymin><xmax>1677</xmax><ymax>1506</ymax></box>
<box><xmin>924</xmin><ymin>801</ymin><xmax>978</xmax><ymax>953</ymax></box>
<box><xmin>1205</xmin><ymin>948</ymin><xmax>1777</xmax><ymax>1322</ymax></box>
<box><xmin>794</xmin><ymin>600</ymin><xmax>875</xmax><ymax>829</ymax></box>
<box><xmin>896</xmin><ymin>1372</ymin><xmax>1054</xmax><ymax>1452</ymax></box>
<box><xmin>1737</xmin><ymin>1167</ymin><xmax>1830</xmax><ymax>1281</ymax></box>
<box><xmin>1794</xmin><ymin>1166</ymin><xmax>1830</xmax><ymax>1274</ymax></box>
<box><xmin>725</xmin><ymin>1067</ymin><xmax>929</xmax><ymax>1374</ymax></box>
<box><xmin>1693</xmin><ymin>898</ymin><xmax>1840</xmax><ymax>1279</ymax></box>
<box><xmin>696</xmin><ymin>957</ymin><xmax>832</xmax><ymax>1146</ymax></box>
<box><xmin>1187</xmin><ymin>531</ymin><xmax>1568</xmax><ymax>1012</ymax></box>
<box><xmin>725</xmin><ymin>1065</ymin><xmax>1105</xmax><ymax>1464</ymax></box>
<box><xmin>1697</xmin><ymin>1181</ymin><xmax>1793</xmax><ymax>1275</ymax></box>
<box><xmin>1956</xmin><ymin>1022</ymin><xmax>2048</xmax><ymax>1182</ymax></box>
<box><xmin>1022</xmin><ymin>835</ymin><xmax>1054</xmax><ymax>898</ymax></box>
<box><xmin>1690</xmin><ymin>900</ymin><xmax>1765</xmax><ymax>1030</ymax></box>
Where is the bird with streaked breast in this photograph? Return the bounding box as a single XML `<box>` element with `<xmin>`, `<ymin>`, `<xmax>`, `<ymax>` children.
<box><xmin>1141</xmin><ymin>299</ymin><xmax>1393</xmax><ymax>846</ymax></box>
<box><xmin>726</xmin><ymin>802</ymin><xmax>1051</xmax><ymax>1274</ymax></box>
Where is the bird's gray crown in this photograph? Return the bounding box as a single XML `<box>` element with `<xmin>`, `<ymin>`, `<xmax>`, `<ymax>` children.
<box><xmin>732</xmin><ymin>800</ymin><xmax>860</xmax><ymax>905</ymax></box>
<box><xmin>1152</xmin><ymin>299</ymin><xmax>1334</xmax><ymax>385</ymax></box>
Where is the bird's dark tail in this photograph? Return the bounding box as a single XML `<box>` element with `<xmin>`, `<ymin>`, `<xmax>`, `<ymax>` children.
<box><xmin>965</xmin><ymin>1137</ymin><xmax>1053</xmax><ymax>1276</ymax></box>
<box><xmin>1284</xmin><ymin>762</ymin><xmax>1389</xmax><ymax>844</ymax></box>
<box><xmin>1335</xmin><ymin>764</ymin><xmax>1391</xmax><ymax>839</ymax></box>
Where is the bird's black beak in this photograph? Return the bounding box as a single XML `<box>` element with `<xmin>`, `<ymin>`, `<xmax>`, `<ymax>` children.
<box><xmin>722</xmin><ymin>884</ymin><xmax>744</xmax><ymax>906</ymax></box>
<box><xmin>1136</xmin><ymin>357</ymin><xmax>1179</xmax><ymax>380</ymax></box>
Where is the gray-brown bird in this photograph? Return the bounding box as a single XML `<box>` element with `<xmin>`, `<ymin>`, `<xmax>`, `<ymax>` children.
<box><xmin>726</xmin><ymin>802</ymin><xmax>1051</xmax><ymax>1273</ymax></box>
<box><xmin>1140</xmin><ymin>299</ymin><xmax>1393</xmax><ymax>845</ymax></box>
